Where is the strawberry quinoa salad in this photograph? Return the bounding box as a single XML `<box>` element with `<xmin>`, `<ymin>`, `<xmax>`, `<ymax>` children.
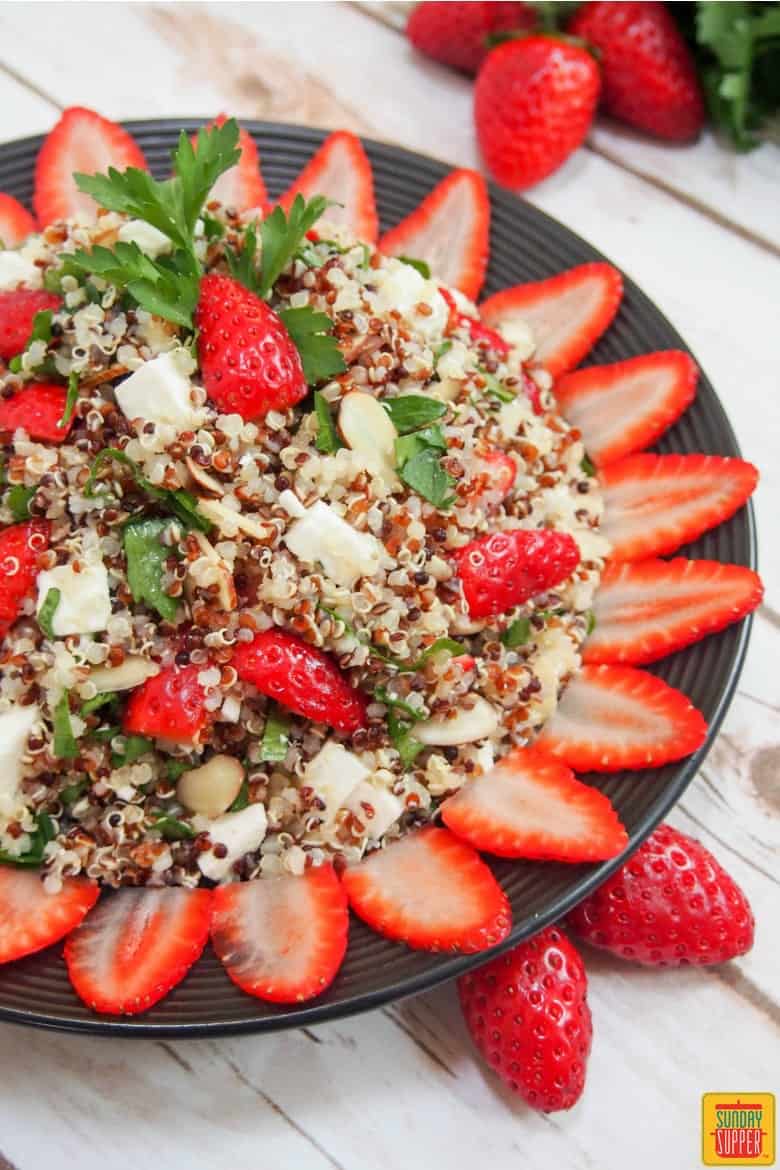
<box><xmin>0</xmin><ymin>121</ymin><xmax>605</xmax><ymax>896</ymax></box>
<box><xmin>0</xmin><ymin>111</ymin><xmax>760</xmax><ymax>1018</ymax></box>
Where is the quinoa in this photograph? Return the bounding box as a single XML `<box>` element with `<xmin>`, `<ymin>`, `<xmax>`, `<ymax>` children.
<box><xmin>0</xmin><ymin>205</ymin><xmax>609</xmax><ymax>891</ymax></box>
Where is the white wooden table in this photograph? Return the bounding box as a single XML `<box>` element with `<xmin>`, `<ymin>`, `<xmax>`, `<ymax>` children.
<box><xmin>0</xmin><ymin>4</ymin><xmax>777</xmax><ymax>1168</ymax></box>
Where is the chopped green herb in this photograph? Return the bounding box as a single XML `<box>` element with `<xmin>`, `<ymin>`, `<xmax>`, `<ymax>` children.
<box><xmin>52</xmin><ymin>692</ymin><xmax>78</xmax><ymax>760</ymax></box>
<box><xmin>60</xmin><ymin>779</ymin><xmax>88</xmax><ymax>806</ymax></box>
<box><xmin>382</xmin><ymin>395</ymin><xmax>446</xmax><ymax>434</ymax></box>
<box><xmin>7</xmin><ymin>355</ymin><xmax>21</xmax><ymax>373</ymax></box>
<box><xmin>123</xmin><ymin>516</ymin><xmax>180</xmax><ymax>623</ymax></box>
<box><xmin>91</xmin><ymin>723</ymin><xmax>120</xmax><ymax>744</ymax></box>
<box><xmin>580</xmin><ymin>454</ymin><xmax>597</xmax><ymax>477</ymax></box>
<box><xmin>229</xmin><ymin>780</ymin><xmax>251</xmax><ymax>812</ymax></box>
<box><xmin>152</xmin><ymin>814</ymin><xmax>195</xmax><ymax>841</ymax></box>
<box><xmin>58</xmin><ymin>370</ymin><xmax>80</xmax><ymax>430</ymax></box>
<box><xmin>79</xmin><ymin>691</ymin><xmax>118</xmax><ymax>718</ymax></box>
<box><xmin>85</xmin><ymin>447</ymin><xmax>211</xmax><ymax>531</ymax></box>
<box><xmin>397</xmin><ymin>444</ymin><xmax>456</xmax><ymax>510</ymax></box>
<box><xmin>257</xmin><ymin>195</ymin><xmax>333</xmax><ymax>299</ymax></box>
<box><xmin>500</xmin><ymin>617</ymin><xmax>532</xmax><ymax>649</ymax></box>
<box><xmin>398</xmin><ymin>255</ymin><xmax>431</xmax><ymax>279</ymax></box>
<box><xmin>165</xmin><ymin>759</ymin><xmax>191</xmax><ymax>782</ymax></box>
<box><xmin>201</xmin><ymin>213</ymin><xmax>226</xmax><ymax>241</ymax></box>
<box><xmin>112</xmin><ymin>734</ymin><xmax>153</xmax><ymax>767</ymax></box>
<box><xmin>481</xmin><ymin>371</ymin><xmax>515</xmax><ymax>403</ymax></box>
<box><xmin>37</xmin><ymin>587</ymin><xmax>61</xmax><ymax>639</ymax></box>
<box><xmin>0</xmin><ymin>812</ymin><xmax>56</xmax><ymax>868</ymax></box>
<box><xmin>260</xmin><ymin>705</ymin><xmax>290</xmax><ymax>763</ymax></box>
<box><xmin>387</xmin><ymin>710</ymin><xmax>426</xmax><ymax>769</ymax></box>
<box><xmin>319</xmin><ymin>604</ymin><xmax>463</xmax><ymax>673</ymax></box>
<box><xmin>279</xmin><ymin>306</ymin><xmax>346</xmax><ymax>385</ymax></box>
<box><xmin>433</xmin><ymin>339</ymin><xmax>453</xmax><ymax>365</ymax></box>
<box><xmin>6</xmin><ymin>483</ymin><xmax>36</xmax><ymax>521</ymax></box>
<box><xmin>586</xmin><ymin>610</ymin><xmax>597</xmax><ymax>636</ymax></box>
<box><xmin>398</xmin><ymin>637</ymin><xmax>465</xmax><ymax>673</ymax></box>
<box><xmin>313</xmin><ymin>389</ymin><xmax>343</xmax><ymax>454</ymax></box>
<box><xmin>7</xmin><ymin>308</ymin><xmax>55</xmax><ymax>373</ymax></box>
<box><xmin>373</xmin><ymin>686</ymin><xmax>426</xmax><ymax>721</ymax></box>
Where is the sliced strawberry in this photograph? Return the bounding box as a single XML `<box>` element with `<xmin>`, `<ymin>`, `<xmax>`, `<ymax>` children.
<box><xmin>0</xmin><ymin>870</ymin><xmax>99</xmax><ymax>964</ymax></box>
<box><xmin>192</xmin><ymin>115</ymin><xmax>267</xmax><ymax>213</ymax></box>
<box><xmin>454</xmin><ymin>528</ymin><xmax>580</xmax><ymax>619</ymax></box>
<box><xmin>233</xmin><ymin>629</ymin><xmax>367</xmax><ymax>734</ymax></box>
<box><xmin>0</xmin><ymin>383</ymin><xmax>72</xmax><ymax>442</ymax></box>
<box><xmin>0</xmin><ymin>290</ymin><xmax>62</xmax><ymax>360</ymax></box>
<box><xmin>380</xmin><ymin>169</ymin><xmax>490</xmax><ymax>299</ymax></box>
<box><xmin>480</xmin><ymin>263</ymin><xmax>623</xmax><ymax>379</ymax></box>
<box><xmin>466</xmin><ymin>316</ymin><xmax>511</xmax><ymax>357</ymax></box>
<box><xmin>211</xmin><ymin>864</ymin><xmax>348</xmax><ymax>1004</ymax></box>
<box><xmin>535</xmin><ymin>663</ymin><xmax>707</xmax><ymax>772</ymax></box>
<box><xmin>585</xmin><ymin>558</ymin><xmax>764</xmax><ymax>666</ymax></box>
<box><xmin>469</xmin><ymin>449</ymin><xmax>516</xmax><ymax>504</ymax></box>
<box><xmin>64</xmin><ymin>887</ymin><xmax>211</xmax><ymax>1015</ymax></box>
<box><xmin>341</xmin><ymin>825</ymin><xmax>511</xmax><ymax>953</ymax></box>
<box><xmin>0</xmin><ymin>194</ymin><xmax>36</xmax><ymax>248</ymax></box>
<box><xmin>0</xmin><ymin>520</ymin><xmax>50</xmax><ymax>638</ymax></box>
<box><xmin>442</xmin><ymin>746</ymin><xmax>628</xmax><ymax>861</ymax></box>
<box><xmin>123</xmin><ymin>664</ymin><xmax>208</xmax><ymax>745</ymax></box>
<box><xmin>279</xmin><ymin>131</ymin><xmax>378</xmax><ymax>243</ymax></box>
<box><xmin>555</xmin><ymin>351</ymin><xmax>698</xmax><ymax>467</ymax></box>
<box><xmin>33</xmin><ymin>106</ymin><xmax>147</xmax><ymax>226</ymax></box>
<box><xmin>600</xmin><ymin>454</ymin><xmax>759</xmax><ymax>562</ymax></box>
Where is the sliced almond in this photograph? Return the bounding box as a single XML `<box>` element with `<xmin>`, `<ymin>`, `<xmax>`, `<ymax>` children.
<box><xmin>415</xmin><ymin>697</ymin><xmax>499</xmax><ymax>746</ymax></box>
<box><xmin>177</xmin><ymin>754</ymin><xmax>245</xmax><ymax>817</ymax></box>
<box><xmin>187</xmin><ymin>531</ymin><xmax>237</xmax><ymax>611</ymax></box>
<box><xmin>430</xmin><ymin>377</ymin><xmax>462</xmax><ymax>404</ymax></box>
<box><xmin>197</xmin><ymin>497</ymin><xmax>274</xmax><ymax>543</ymax></box>
<box><xmin>88</xmin><ymin>656</ymin><xmax>160</xmax><ymax>694</ymax></box>
<box><xmin>185</xmin><ymin>456</ymin><xmax>224</xmax><ymax>497</ymax></box>
<box><xmin>338</xmin><ymin>391</ymin><xmax>398</xmax><ymax>480</ymax></box>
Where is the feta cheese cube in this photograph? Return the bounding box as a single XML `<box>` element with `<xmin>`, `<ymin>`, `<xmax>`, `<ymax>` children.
<box><xmin>0</xmin><ymin>705</ymin><xmax>39</xmax><ymax>808</ymax></box>
<box><xmin>198</xmin><ymin>804</ymin><xmax>268</xmax><ymax>882</ymax></box>
<box><xmin>115</xmin><ymin>351</ymin><xmax>200</xmax><ymax>430</ymax></box>
<box><xmin>344</xmin><ymin>780</ymin><xmax>403</xmax><ymax>840</ymax></box>
<box><xmin>117</xmin><ymin>219</ymin><xmax>172</xmax><ymax>259</ymax></box>
<box><xmin>374</xmin><ymin>262</ymin><xmax>448</xmax><ymax>338</ymax></box>
<box><xmin>0</xmin><ymin>250</ymin><xmax>42</xmax><ymax>291</ymax></box>
<box><xmin>285</xmin><ymin>500</ymin><xmax>383</xmax><ymax>587</ymax></box>
<box><xmin>36</xmin><ymin>561</ymin><xmax>111</xmax><ymax>636</ymax></box>
<box><xmin>304</xmin><ymin>741</ymin><xmax>370</xmax><ymax>822</ymax></box>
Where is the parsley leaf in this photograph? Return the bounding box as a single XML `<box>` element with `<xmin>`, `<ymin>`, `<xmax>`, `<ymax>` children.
<box><xmin>53</xmin><ymin>693</ymin><xmax>78</xmax><ymax>759</ymax></box>
<box><xmin>373</xmin><ymin>686</ymin><xmax>426</xmax><ymax>721</ymax></box>
<box><xmin>165</xmin><ymin>759</ymin><xmax>191</xmax><ymax>782</ymax></box>
<box><xmin>0</xmin><ymin>812</ymin><xmax>56</xmax><ymax>868</ymax></box>
<box><xmin>500</xmin><ymin>617</ymin><xmax>531</xmax><ymax>648</ymax></box>
<box><xmin>580</xmin><ymin>454</ymin><xmax>596</xmax><ymax>477</ymax></box>
<box><xmin>80</xmin><ymin>691</ymin><xmax>118</xmax><ymax>718</ymax></box>
<box><xmin>229</xmin><ymin>780</ymin><xmax>250</xmax><ymax>812</ymax></box>
<box><xmin>398</xmin><ymin>255</ymin><xmax>431</xmax><ymax>279</ymax></box>
<box><xmin>123</xmin><ymin>516</ymin><xmax>180</xmax><ymax>623</ymax></box>
<box><xmin>397</xmin><ymin>444</ymin><xmax>455</xmax><ymax>510</ymax></box>
<box><xmin>586</xmin><ymin>610</ymin><xmax>596</xmax><ymax>636</ymax></box>
<box><xmin>226</xmin><ymin>220</ymin><xmax>260</xmax><ymax>290</ymax></box>
<box><xmin>260</xmin><ymin>705</ymin><xmax>290</xmax><ymax>763</ymax></box>
<box><xmin>113</xmin><ymin>734</ymin><xmax>153</xmax><ymax>768</ymax></box>
<box><xmin>61</xmin><ymin>243</ymin><xmax>200</xmax><ymax>330</ymax></box>
<box><xmin>278</xmin><ymin>306</ymin><xmax>346</xmax><ymax>385</ymax></box>
<box><xmin>9</xmin><ymin>309</ymin><xmax>54</xmax><ymax>371</ymax></box>
<box><xmin>313</xmin><ymin>390</ymin><xmax>343</xmax><ymax>453</ymax></box>
<box><xmin>387</xmin><ymin>710</ymin><xmax>426</xmax><ymax>769</ymax></box>
<box><xmin>481</xmin><ymin>371</ymin><xmax>515</xmax><ymax>403</ymax></box>
<box><xmin>60</xmin><ymin>779</ymin><xmax>88</xmax><ymax>806</ymax></box>
<box><xmin>75</xmin><ymin>120</ymin><xmax>241</xmax><ymax>253</ymax></box>
<box><xmin>6</xmin><ymin>484</ymin><xmax>36</xmax><ymax>521</ymax></box>
<box><xmin>58</xmin><ymin>370</ymin><xmax>80</xmax><ymax>430</ymax></box>
<box><xmin>382</xmin><ymin>395</ymin><xmax>446</xmax><ymax>434</ymax></box>
<box><xmin>259</xmin><ymin>195</ymin><xmax>332</xmax><ymax>297</ymax></box>
<box><xmin>38</xmin><ymin>588</ymin><xmax>61</xmax><ymax>638</ymax></box>
<box><xmin>398</xmin><ymin>637</ymin><xmax>465</xmax><ymax>673</ymax></box>
<box><xmin>85</xmin><ymin>448</ymin><xmax>212</xmax><ymax>531</ymax></box>
<box><xmin>320</xmin><ymin>605</ymin><xmax>463</xmax><ymax>673</ymax></box>
<box><xmin>202</xmin><ymin>213</ymin><xmax>226</xmax><ymax>241</ymax></box>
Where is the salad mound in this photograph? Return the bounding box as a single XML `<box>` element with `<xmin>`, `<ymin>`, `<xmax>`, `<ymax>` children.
<box><xmin>0</xmin><ymin>121</ymin><xmax>606</xmax><ymax>894</ymax></box>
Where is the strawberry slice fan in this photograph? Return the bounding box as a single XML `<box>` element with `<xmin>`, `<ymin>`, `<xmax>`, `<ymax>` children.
<box><xmin>0</xmin><ymin>113</ymin><xmax>762</xmax><ymax>1021</ymax></box>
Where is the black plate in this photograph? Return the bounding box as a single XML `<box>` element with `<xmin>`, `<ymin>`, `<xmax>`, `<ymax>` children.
<box><xmin>0</xmin><ymin>120</ymin><xmax>756</xmax><ymax>1036</ymax></box>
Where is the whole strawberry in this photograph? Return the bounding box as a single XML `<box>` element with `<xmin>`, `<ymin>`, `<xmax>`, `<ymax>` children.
<box><xmin>195</xmin><ymin>273</ymin><xmax>307</xmax><ymax>421</ymax></box>
<box><xmin>458</xmin><ymin>926</ymin><xmax>592</xmax><ymax>1112</ymax></box>
<box><xmin>475</xmin><ymin>36</ymin><xmax>601</xmax><ymax>190</ymax></box>
<box><xmin>407</xmin><ymin>1</ymin><xmax>536</xmax><ymax>76</ymax></box>
<box><xmin>566</xmin><ymin>824</ymin><xmax>754</xmax><ymax>966</ymax></box>
<box><xmin>569</xmin><ymin>2</ymin><xmax>704</xmax><ymax>141</ymax></box>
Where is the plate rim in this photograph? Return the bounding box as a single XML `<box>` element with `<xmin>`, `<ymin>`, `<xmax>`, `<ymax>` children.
<box><xmin>0</xmin><ymin>118</ymin><xmax>758</xmax><ymax>1037</ymax></box>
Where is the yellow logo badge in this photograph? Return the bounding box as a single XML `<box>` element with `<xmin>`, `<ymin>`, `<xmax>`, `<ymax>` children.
<box><xmin>702</xmin><ymin>1094</ymin><xmax>775</xmax><ymax>1166</ymax></box>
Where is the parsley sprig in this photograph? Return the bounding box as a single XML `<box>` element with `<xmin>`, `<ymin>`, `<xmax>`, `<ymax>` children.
<box><xmin>61</xmin><ymin>120</ymin><xmax>242</xmax><ymax>329</ymax></box>
<box><xmin>84</xmin><ymin>448</ymin><xmax>211</xmax><ymax>532</ymax></box>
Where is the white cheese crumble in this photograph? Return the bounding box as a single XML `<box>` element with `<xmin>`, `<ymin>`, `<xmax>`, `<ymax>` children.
<box><xmin>197</xmin><ymin>804</ymin><xmax>268</xmax><ymax>882</ymax></box>
<box><xmin>284</xmin><ymin>499</ymin><xmax>384</xmax><ymax>587</ymax></box>
<box><xmin>0</xmin><ymin>250</ymin><xmax>42</xmax><ymax>291</ymax></box>
<box><xmin>117</xmin><ymin>219</ymin><xmax>172</xmax><ymax>259</ymax></box>
<box><xmin>0</xmin><ymin>705</ymin><xmax>39</xmax><ymax>812</ymax></box>
<box><xmin>36</xmin><ymin>562</ymin><xmax>111</xmax><ymax>636</ymax></box>
<box><xmin>115</xmin><ymin>350</ymin><xmax>200</xmax><ymax>430</ymax></box>
<box><xmin>303</xmin><ymin>741</ymin><xmax>370</xmax><ymax>822</ymax></box>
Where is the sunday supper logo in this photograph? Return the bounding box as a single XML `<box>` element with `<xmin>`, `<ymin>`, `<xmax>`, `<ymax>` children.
<box><xmin>702</xmin><ymin>1094</ymin><xmax>775</xmax><ymax>1166</ymax></box>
